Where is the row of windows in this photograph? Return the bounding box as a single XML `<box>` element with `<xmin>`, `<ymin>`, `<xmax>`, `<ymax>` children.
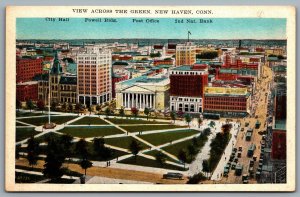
<box><xmin>171</xmin><ymin>97</ymin><xmax>201</xmax><ymax>102</ymax></box>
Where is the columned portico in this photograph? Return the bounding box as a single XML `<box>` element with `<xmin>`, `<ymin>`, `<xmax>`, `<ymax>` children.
<box><xmin>122</xmin><ymin>92</ymin><xmax>155</xmax><ymax>110</ymax></box>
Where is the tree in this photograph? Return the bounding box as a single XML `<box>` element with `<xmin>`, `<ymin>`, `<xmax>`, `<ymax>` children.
<box><xmin>178</xmin><ymin>150</ymin><xmax>187</xmax><ymax>169</ymax></box>
<box><xmin>202</xmin><ymin>160</ymin><xmax>211</xmax><ymax>178</ymax></box>
<box><xmin>192</xmin><ymin>137</ymin><xmax>198</xmax><ymax>146</ymax></box>
<box><xmin>51</xmin><ymin>101</ymin><xmax>58</xmax><ymax>111</ymax></box>
<box><xmin>80</xmin><ymin>158</ymin><xmax>93</xmax><ymax>176</ymax></box>
<box><xmin>62</xmin><ymin>102</ymin><xmax>68</xmax><ymax>113</ymax></box>
<box><xmin>144</xmin><ymin>107</ymin><xmax>150</xmax><ymax>120</ymax></box>
<box><xmin>75</xmin><ymin>139</ymin><xmax>89</xmax><ymax>158</ymax></box>
<box><xmin>131</xmin><ymin>107</ymin><xmax>138</xmax><ymax>118</ymax></box>
<box><xmin>105</xmin><ymin>107</ymin><xmax>111</xmax><ymax>117</ymax></box>
<box><xmin>119</xmin><ymin>107</ymin><xmax>125</xmax><ymax>118</ymax></box>
<box><xmin>96</xmin><ymin>105</ymin><xmax>102</xmax><ymax>113</ymax></box>
<box><xmin>26</xmin><ymin>99</ymin><xmax>34</xmax><ymax>112</ymax></box>
<box><xmin>43</xmin><ymin>137</ymin><xmax>65</xmax><ymax>182</ymax></box>
<box><xmin>16</xmin><ymin>99</ymin><xmax>22</xmax><ymax>111</ymax></box>
<box><xmin>187</xmin><ymin>173</ymin><xmax>206</xmax><ymax>184</ymax></box>
<box><xmin>68</xmin><ymin>103</ymin><xmax>73</xmax><ymax>112</ymax></box>
<box><xmin>37</xmin><ymin>100</ymin><xmax>45</xmax><ymax>113</ymax></box>
<box><xmin>197</xmin><ymin>118</ymin><xmax>203</xmax><ymax>128</ymax></box>
<box><xmin>170</xmin><ymin>111</ymin><xmax>176</xmax><ymax>124</ymax></box>
<box><xmin>75</xmin><ymin>103</ymin><xmax>82</xmax><ymax>115</ymax></box>
<box><xmin>88</xmin><ymin>106</ymin><xmax>92</xmax><ymax>116</ymax></box>
<box><xmin>26</xmin><ymin>136</ymin><xmax>40</xmax><ymax>169</ymax></box>
<box><xmin>16</xmin><ymin>144</ymin><xmax>21</xmax><ymax>160</ymax></box>
<box><xmin>60</xmin><ymin>134</ymin><xmax>73</xmax><ymax>161</ymax></box>
<box><xmin>184</xmin><ymin>114</ymin><xmax>192</xmax><ymax>129</ymax></box>
<box><xmin>203</xmin><ymin>128</ymin><xmax>211</xmax><ymax>136</ymax></box>
<box><xmin>129</xmin><ymin>140</ymin><xmax>142</xmax><ymax>160</ymax></box>
<box><xmin>209</xmin><ymin>121</ymin><xmax>215</xmax><ymax>128</ymax></box>
<box><xmin>187</xmin><ymin>144</ymin><xmax>197</xmax><ymax>156</ymax></box>
<box><xmin>155</xmin><ymin>152</ymin><xmax>166</xmax><ymax>167</ymax></box>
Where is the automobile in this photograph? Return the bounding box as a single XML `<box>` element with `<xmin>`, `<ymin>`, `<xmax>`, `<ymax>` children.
<box><xmin>241</xmin><ymin>128</ymin><xmax>244</xmax><ymax>131</ymax></box>
<box><xmin>238</xmin><ymin>146</ymin><xmax>243</xmax><ymax>151</ymax></box>
<box><xmin>163</xmin><ymin>172</ymin><xmax>183</xmax><ymax>179</ymax></box>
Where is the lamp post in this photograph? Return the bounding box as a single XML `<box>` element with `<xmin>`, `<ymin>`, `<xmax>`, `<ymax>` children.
<box><xmin>48</xmin><ymin>69</ymin><xmax>51</xmax><ymax>124</ymax></box>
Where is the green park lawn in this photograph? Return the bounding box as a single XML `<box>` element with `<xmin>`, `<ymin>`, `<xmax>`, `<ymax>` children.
<box><xmin>138</xmin><ymin>129</ymin><xmax>199</xmax><ymax>146</ymax></box>
<box><xmin>143</xmin><ymin>150</ymin><xmax>181</xmax><ymax>164</ymax></box>
<box><xmin>16</xmin><ymin>128</ymin><xmax>40</xmax><ymax>142</ymax></box>
<box><xmin>70</xmin><ymin>117</ymin><xmax>109</xmax><ymax>125</ymax></box>
<box><xmin>18</xmin><ymin>116</ymin><xmax>77</xmax><ymax>126</ymax></box>
<box><xmin>105</xmin><ymin>118</ymin><xmax>167</xmax><ymax>125</ymax></box>
<box><xmin>120</xmin><ymin>125</ymin><xmax>187</xmax><ymax>133</ymax></box>
<box><xmin>59</xmin><ymin>126</ymin><xmax>124</xmax><ymax>138</ymax></box>
<box><xmin>16</xmin><ymin>122</ymin><xmax>28</xmax><ymax>126</ymax></box>
<box><xmin>118</xmin><ymin>155</ymin><xmax>186</xmax><ymax>171</ymax></box>
<box><xmin>16</xmin><ymin>112</ymin><xmax>44</xmax><ymax>117</ymax></box>
<box><xmin>104</xmin><ymin>136</ymin><xmax>150</xmax><ymax>150</ymax></box>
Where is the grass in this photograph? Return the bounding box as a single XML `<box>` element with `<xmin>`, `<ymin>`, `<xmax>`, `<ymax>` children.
<box><xmin>118</xmin><ymin>155</ymin><xmax>186</xmax><ymax>171</ymax></box>
<box><xmin>16</xmin><ymin>122</ymin><xmax>28</xmax><ymax>126</ymax></box>
<box><xmin>162</xmin><ymin>133</ymin><xmax>209</xmax><ymax>163</ymax></box>
<box><xmin>120</xmin><ymin>125</ymin><xmax>187</xmax><ymax>133</ymax></box>
<box><xmin>16</xmin><ymin>112</ymin><xmax>44</xmax><ymax>117</ymax></box>
<box><xmin>139</xmin><ymin>129</ymin><xmax>199</xmax><ymax>146</ymax></box>
<box><xmin>70</xmin><ymin>117</ymin><xmax>109</xmax><ymax>125</ymax></box>
<box><xmin>16</xmin><ymin>128</ymin><xmax>40</xmax><ymax>142</ymax></box>
<box><xmin>105</xmin><ymin>118</ymin><xmax>167</xmax><ymax>125</ymax></box>
<box><xmin>104</xmin><ymin>136</ymin><xmax>150</xmax><ymax>150</ymax></box>
<box><xmin>143</xmin><ymin>150</ymin><xmax>181</xmax><ymax>164</ymax></box>
<box><xmin>15</xmin><ymin>172</ymin><xmax>45</xmax><ymax>183</ymax></box>
<box><xmin>59</xmin><ymin>126</ymin><xmax>124</xmax><ymax>138</ymax></box>
<box><xmin>19</xmin><ymin>116</ymin><xmax>77</xmax><ymax>126</ymax></box>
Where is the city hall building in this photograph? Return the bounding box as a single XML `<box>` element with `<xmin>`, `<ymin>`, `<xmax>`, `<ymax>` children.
<box><xmin>169</xmin><ymin>64</ymin><xmax>208</xmax><ymax>113</ymax></box>
<box><xmin>115</xmin><ymin>75</ymin><xmax>170</xmax><ymax>111</ymax></box>
<box><xmin>203</xmin><ymin>87</ymin><xmax>251</xmax><ymax>117</ymax></box>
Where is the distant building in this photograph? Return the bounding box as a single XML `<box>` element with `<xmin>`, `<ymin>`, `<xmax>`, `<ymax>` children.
<box><xmin>115</xmin><ymin>75</ymin><xmax>170</xmax><ymax>111</ymax></box>
<box><xmin>17</xmin><ymin>81</ymin><xmax>38</xmax><ymax>102</ymax></box>
<box><xmin>169</xmin><ymin>64</ymin><xmax>208</xmax><ymax>113</ymax></box>
<box><xmin>16</xmin><ymin>56</ymin><xmax>44</xmax><ymax>83</ymax></box>
<box><xmin>76</xmin><ymin>49</ymin><xmax>112</xmax><ymax>106</ymax></box>
<box><xmin>112</xmin><ymin>73</ymin><xmax>129</xmax><ymax>98</ymax></box>
<box><xmin>175</xmin><ymin>42</ymin><xmax>196</xmax><ymax>66</ymax></box>
<box><xmin>203</xmin><ymin>87</ymin><xmax>251</xmax><ymax>117</ymax></box>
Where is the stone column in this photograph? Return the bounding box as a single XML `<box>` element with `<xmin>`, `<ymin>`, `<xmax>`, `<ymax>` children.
<box><xmin>131</xmin><ymin>93</ymin><xmax>134</xmax><ymax>108</ymax></box>
<box><xmin>135</xmin><ymin>94</ymin><xmax>138</xmax><ymax>108</ymax></box>
<box><xmin>150</xmin><ymin>94</ymin><xmax>152</xmax><ymax>108</ymax></box>
<box><xmin>143</xmin><ymin>94</ymin><xmax>146</xmax><ymax>109</ymax></box>
<box><xmin>139</xmin><ymin>94</ymin><xmax>141</xmax><ymax>109</ymax></box>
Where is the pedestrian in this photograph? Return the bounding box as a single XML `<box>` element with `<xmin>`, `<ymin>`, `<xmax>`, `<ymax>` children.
<box><xmin>225</xmin><ymin>157</ymin><xmax>226</xmax><ymax>160</ymax></box>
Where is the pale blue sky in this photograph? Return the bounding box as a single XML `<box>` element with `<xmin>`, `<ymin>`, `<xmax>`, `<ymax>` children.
<box><xmin>16</xmin><ymin>18</ymin><xmax>286</xmax><ymax>40</ymax></box>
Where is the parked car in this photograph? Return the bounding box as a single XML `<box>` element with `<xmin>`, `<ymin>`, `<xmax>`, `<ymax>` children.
<box><xmin>163</xmin><ymin>172</ymin><xmax>183</xmax><ymax>179</ymax></box>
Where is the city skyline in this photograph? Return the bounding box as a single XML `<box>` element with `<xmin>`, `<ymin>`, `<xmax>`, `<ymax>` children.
<box><xmin>17</xmin><ymin>18</ymin><xmax>286</xmax><ymax>40</ymax></box>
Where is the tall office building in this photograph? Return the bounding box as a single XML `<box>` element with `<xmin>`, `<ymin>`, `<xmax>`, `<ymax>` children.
<box><xmin>175</xmin><ymin>42</ymin><xmax>196</xmax><ymax>66</ymax></box>
<box><xmin>76</xmin><ymin>48</ymin><xmax>112</xmax><ymax>106</ymax></box>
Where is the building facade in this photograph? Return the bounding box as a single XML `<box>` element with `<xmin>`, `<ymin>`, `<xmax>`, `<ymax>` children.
<box><xmin>115</xmin><ymin>75</ymin><xmax>170</xmax><ymax>111</ymax></box>
<box><xmin>77</xmin><ymin>49</ymin><xmax>112</xmax><ymax>106</ymax></box>
<box><xmin>175</xmin><ymin>42</ymin><xmax>196</xmax><ymax>66</ymax></box>
<box><xmin>203</xmin><ymin>87</ymin><xmax>251</xmax><ymax>117</ymax></box>
<box><xmin>17</xmin><ymin>81</ymin><xmax>39</xmax><ymax>102</ymax></box>
<box><xmin>16</xmin><ymin>56</ymin><xmax>44</xmax><ymax>83</ymax></box>
<box><xmin>169</xmin><ymin>64</ymin><xmax>208</xmax><ymax>113</ymax></box>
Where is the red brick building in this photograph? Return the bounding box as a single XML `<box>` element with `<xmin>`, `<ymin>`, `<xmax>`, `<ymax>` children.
<box><xmin>169</xmin><ymin>64</ymin><xmax>208</xmax><ymax>113</ymax></box>
<box><xmin>112</xmin><ymin>74</ymin><xmax>129</xmax><ymax>98</ymax></box>
<box><xmin>271</xmin><ymin>130</ymin><xmax>286</xmax><ymax>160</ymax></box>
<box><xmin>153</xmin><ymin>59</ymin><xmax>174</xmax><ymax>66</ymax></box>
<box><xmin>16</xmin><ymin>56</ymin><xmax>44</xmax><ymax>83</ymax></box>
<box><xmin>16</xmin><ymin>81</ymin><xmax>38</xmax><ymax>102</ymax></box>
<box><xmin>203</xmin><ymin>87</ymin><xmax>250</xmax><ymax>117</ymax></box>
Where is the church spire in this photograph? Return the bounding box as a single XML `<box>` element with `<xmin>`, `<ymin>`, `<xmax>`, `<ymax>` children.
<box><xmin>51</xmin><ymin>51</ymin><xmax>62</xmax><ymax>74</ymax></box>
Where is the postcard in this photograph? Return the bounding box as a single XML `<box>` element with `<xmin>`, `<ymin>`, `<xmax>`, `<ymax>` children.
<box><xmin>6</xmin><ymin>6</ymin><xmax>296</xmax><ymax>192</ymax></box>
